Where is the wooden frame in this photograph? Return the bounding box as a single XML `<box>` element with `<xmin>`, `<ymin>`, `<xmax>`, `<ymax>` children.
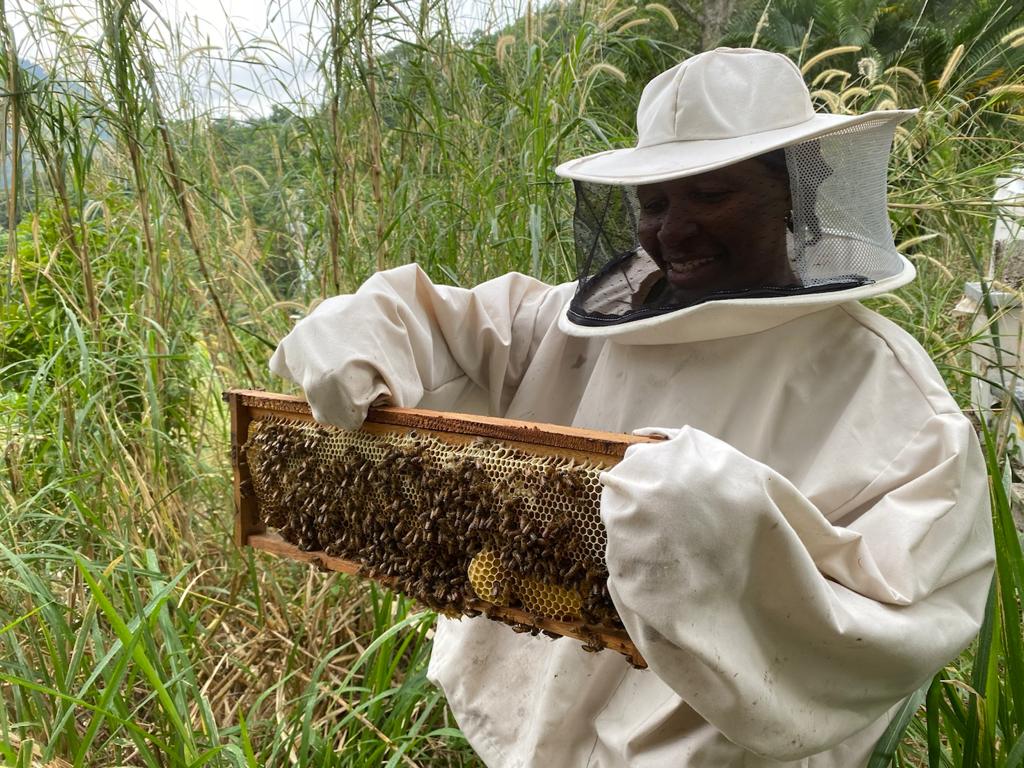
<box><xmin>225</xmin><ymin>388</ymin><xmax>651</xmax><ymax>667</ymax></box>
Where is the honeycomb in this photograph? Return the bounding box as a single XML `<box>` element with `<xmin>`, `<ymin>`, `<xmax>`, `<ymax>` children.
<box><xmin>466</xmin><ymin>549</ymin><xmax>585</xmax><ymax>620</ymax></box>
<box><xmin>467</xmin><ymin>549</ymin><xmax>512</xmax><ymax>606</ymax></box>
<box><xmin>518</xmin><ymin>574</ymin><xmax>584</xmax><ymax>619</ymax></box>
<box><xmin>243</xmin><ymin>416</ymin><xmax>621</xmax><ymax>637</ymax></box>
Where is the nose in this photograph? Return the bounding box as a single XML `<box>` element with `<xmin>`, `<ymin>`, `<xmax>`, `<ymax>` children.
<box><xmin>657</xmin><ymin>204</ymin><xmax>699</xmax><ymax>247</ymax></box>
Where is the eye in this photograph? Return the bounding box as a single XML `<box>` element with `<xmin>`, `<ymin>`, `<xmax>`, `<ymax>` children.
<box><xmin>639</xmin><ymin>197</ymin><xmax>667</xmax><ymax>214</ymax></box>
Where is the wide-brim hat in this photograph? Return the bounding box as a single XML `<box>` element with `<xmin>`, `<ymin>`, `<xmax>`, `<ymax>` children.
<box><xmin>555</xmin><ymin>47</ymin><xmax>917</xmax><ymax>185</ymax></box>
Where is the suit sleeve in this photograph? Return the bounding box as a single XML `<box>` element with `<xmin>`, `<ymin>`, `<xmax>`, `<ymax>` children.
<box><xmin>600</xmin><ymin>413</ymin><xmax>994</xmax><ymax>760</ymax></box>
<box><xmin>269</xmin><ymin>264</ymin><xmax>566</xmax><ymax>427</ymax></box>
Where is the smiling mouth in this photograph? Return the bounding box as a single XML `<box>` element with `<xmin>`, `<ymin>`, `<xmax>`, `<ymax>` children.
<box><xmin>664</xmin><ymin>255</ymin><xmax>721</xmax><ymax>285</ymax></box>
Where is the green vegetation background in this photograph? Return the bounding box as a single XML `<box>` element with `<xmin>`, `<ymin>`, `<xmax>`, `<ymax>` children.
<box><xmin>1</xmin><ymin>0</ymin><xmax>1023</xmax><ymax>765</ymax></box>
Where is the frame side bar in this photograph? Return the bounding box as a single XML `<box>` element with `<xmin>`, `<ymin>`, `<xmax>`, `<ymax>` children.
<box><xmin>226</xmin><ymin>390</ymin><xmax>264</xmax><ymax>546</ymax></box>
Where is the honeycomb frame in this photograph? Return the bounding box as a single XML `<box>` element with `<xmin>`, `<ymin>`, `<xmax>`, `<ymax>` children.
<box><xmin>226</xmin><ymin>388</ymin><xmax>653</xmax><ymax>667</ymax></box>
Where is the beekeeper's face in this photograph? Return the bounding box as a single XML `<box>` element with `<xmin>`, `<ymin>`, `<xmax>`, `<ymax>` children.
<box><xmin>636</xmin><ymin>157</ymin><xmax>794</xmax><ymax>297</ymax></box>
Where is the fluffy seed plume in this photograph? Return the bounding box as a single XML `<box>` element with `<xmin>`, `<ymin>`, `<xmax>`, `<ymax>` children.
<box><xmin>885</xmin><ymin>65</ymin><xmax>925</xmax><ymax>87</ymax></box>
<box><xmin>810</xmin><ymin>89</ymin><xmax>841</xmax><ymax>112</ymax></box>
<box><xmin>496</xmin><ymin>35</ymin><xmax>515</xmax><ymax>66</ymax></box>
<box><xmin>644</xmin><ymin>3</ymin><xmax>677</xmax><ymax>30</ymax></box>
<box><xmin>616</xmin><ymin>17</ymin><xmax>651</xmax><ymax>34</ymax></box>
<box><xmin>937</xmin><ymin>44</ymin><xmax>965</xmax><ymax>93</ymax></box>
<box><xmin>857</xmin><ymin>57</ymin><xmax>879</xmax><ymax>84</ymax></box>
<box><xmin>999</xmin><ymin>25</ymin><xmax>1024</xmax><ymax>46</ymax></box>
<box><xmin>987</xmin><ymin>84</ymin><xmax>1024</xmax><ymax>99</ymax></box>
<box><xmin>839</xmin><ymin>86</ymin><xmax>872</xmax><ymax>109</ymax></box>
<box><xmin>811</xmin><ymin>68</ymin><xmax>851</xmax><ymax>88</ymax></box>
<box><xmin>601</xmin><ymin>6</ymin><xmax>635</xmax><ymax>31</ymax></box>
<box><xmin>801</xmin><ymin>45</ymin><xmax>862</xmax><ymax>76</ymax></box>
<box><xmin>585</xmin><ymin>62</ymin><xmax>627</xmax><ymax>83</ymax></box>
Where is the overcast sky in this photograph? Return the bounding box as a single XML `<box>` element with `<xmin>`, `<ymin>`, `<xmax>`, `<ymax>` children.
<box><xmin>8</xmin><ymin>0</ymin><xmax>522</xmax><ymax>117</ymax></box>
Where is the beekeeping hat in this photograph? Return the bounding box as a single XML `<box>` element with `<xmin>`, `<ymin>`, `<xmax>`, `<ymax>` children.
<box><xmin>555</xmin><ymin>47</ymin><xmax>919</xmax><ymax>336</ymax></box>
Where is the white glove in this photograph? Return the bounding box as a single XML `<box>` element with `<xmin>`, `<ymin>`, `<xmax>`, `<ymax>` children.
<box><xmin>275</xmin><ymin>354</ymin><xmax>392</xmax><ymax>430</ymax></box>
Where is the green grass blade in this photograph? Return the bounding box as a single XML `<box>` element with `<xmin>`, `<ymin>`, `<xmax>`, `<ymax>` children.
<box><xmin>868</xmin><ymin>684</ymin><xmax>928</xmax><ymax>768</ymax></box>
<box><xmin>926</xmin><ymin>673</ymin><xmax>943</xmax><ymax>767</ymax></box>
<box><xmin>74</xmin><ymin>556</ymin><xmax>197</xmax><ymax>762</ymax></box>
<box><xmin>0</xmin><ymin>672</ymin><xmax>171</xmax><ymax>752</ymax></box>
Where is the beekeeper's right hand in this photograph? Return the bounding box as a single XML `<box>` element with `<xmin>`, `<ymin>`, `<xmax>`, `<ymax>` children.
<box><xmin>270</xmin><ymin>345</ymin><xmax>392</xmax><ymax>430</ymax></box>
<box><xmin>269</xmin><ymin>263</ymin><xmax>571</xmax><ymax>429</ymax></box>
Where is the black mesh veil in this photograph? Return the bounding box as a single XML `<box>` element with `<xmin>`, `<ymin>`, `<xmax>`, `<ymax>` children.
<box><xmin>566</xmin><ymin>119</ymin><xmax>905</xmax><ymax>326</ymax></box>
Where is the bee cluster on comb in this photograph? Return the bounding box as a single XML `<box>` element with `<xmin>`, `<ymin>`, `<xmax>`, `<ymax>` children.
<box><xmin>228</xmin><ymin>390</ymin><xmax>647</xmax><ymax>667</ymax></box>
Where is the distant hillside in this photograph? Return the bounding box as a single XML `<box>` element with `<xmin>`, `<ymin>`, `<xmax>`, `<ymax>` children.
<box><xmin>2</xmin><ymin>59</ymin><xmax>46</xmax><ymax>198</ymax></box>
<box><xmin>2</xmin><ymin>58</ymin><xmax>110</xmax><ymax>223</ymax></box>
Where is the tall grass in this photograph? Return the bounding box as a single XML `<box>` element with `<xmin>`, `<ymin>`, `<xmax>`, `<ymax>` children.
<box><xmin>0</xmin><ymin>1</ymin><xmax>1021</xmax><ymax>765</ymax></box>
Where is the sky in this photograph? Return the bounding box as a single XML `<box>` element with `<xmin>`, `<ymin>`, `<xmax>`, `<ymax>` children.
<box><xmin>7</xmin><ymin>0</ymin><xmax>523</xmax><ymax>117</ymax></box>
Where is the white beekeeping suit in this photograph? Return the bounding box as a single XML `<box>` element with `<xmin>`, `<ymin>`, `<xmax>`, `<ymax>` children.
<box><xmin>270</xmin><ymin>48</ymin><xmax>994</xmax><ymax>767</ymax></box>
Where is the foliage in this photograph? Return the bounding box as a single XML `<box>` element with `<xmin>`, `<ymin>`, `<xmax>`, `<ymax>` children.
<box><xmin>722</xmin><ymin>0</ymin><xmax>1024</xmax><ymax>95</ymax></box>
<box><xmin>0</xmin><ymin>0</ymin><xmax>1022</xmax><ymax>765</ymax></box>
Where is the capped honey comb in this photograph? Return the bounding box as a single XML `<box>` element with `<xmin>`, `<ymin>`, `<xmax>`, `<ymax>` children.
<box><xmin>227</xmin><ymin>389</ymin><xmax>649</xmax><ymax>667</ymax></box>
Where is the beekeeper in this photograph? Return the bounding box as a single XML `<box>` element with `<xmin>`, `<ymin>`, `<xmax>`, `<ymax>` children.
<box><xmin>270</xmin><ymin>48</ymin><xmax>995</xmax><ymax>767</ymax></box>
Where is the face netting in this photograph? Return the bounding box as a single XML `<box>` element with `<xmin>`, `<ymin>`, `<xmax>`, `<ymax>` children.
<box><xmin>567</xmin><ymin>119</ymin><xmax>905</xmax><ymax>326</ymax></box>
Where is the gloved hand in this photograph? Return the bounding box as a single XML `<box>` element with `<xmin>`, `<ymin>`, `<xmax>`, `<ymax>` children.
<box><xmin>269</xmin><ymin>264</ymin><xmax>573</xmax><ymax>431</ymax></box>
<box><xmin>289</xmin><ymin>358</ymin><xmax>393</xmax><ymax>430</ymax></box>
